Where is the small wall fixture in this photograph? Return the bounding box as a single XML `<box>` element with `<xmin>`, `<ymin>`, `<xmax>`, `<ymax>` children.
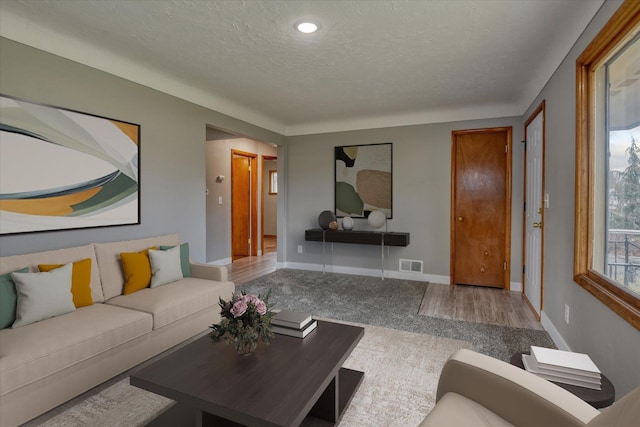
<box><xmin>216</xmin><ymin>175</ymin><xmax>225</xmax><ymax>183</ymax></box>
<box><xmin>295</xmin><ymin>20</ymin><xmax>319</xmax><ymax>34</ymax></box>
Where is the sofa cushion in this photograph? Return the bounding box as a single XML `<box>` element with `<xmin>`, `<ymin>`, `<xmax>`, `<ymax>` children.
<box><xmin>38</xmin><ymin>258</ymin><xmax>94</xmax><ymax>308</ymax></box>
<box><xmin>419</xmin><ymin>392</ymin><xmax>515</xmax><ymax>427</ymax></box>
<box><xmin>95</xmin><ymin>234</ymin><xmax>180</xmax><ymax>300</ymax></box>
<box><xmin>120</xmin><ymin>247</ymin><xmax>156</xmax><ymax>295</ymax></box>
<box><xmin>149</xmin><ymin>246</ymin><xmax>183</xmax><ymax>288</ymax></box>
<box><xmin>0</xmin><ymin>244</ymin><xmax>104</xmax><ymax>303</ymax></box>
<box><xmin>106</xmin><ymin>277</ymin><xmax>233</xmax><ymax>329</ymax></box>
<box><xmin>0</xmin><ymin>303</ymin><xmax>152</xmax><ymax>396</ymax></box>
<box><xmin>0</xmin><ymin>267</ymin><xmax>29</xmax><ymax>329</ymax></box>
<box><xmin>11</xmin><ymin>263</ymin><xmax>76</xmax><ymax>328</ymax></box>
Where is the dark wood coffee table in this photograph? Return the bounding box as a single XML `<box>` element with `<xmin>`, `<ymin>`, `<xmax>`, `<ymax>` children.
<box><xmin>131</xmin><ymin>320</ymin><xmax>364</xmax><ymax>426</ymax></box>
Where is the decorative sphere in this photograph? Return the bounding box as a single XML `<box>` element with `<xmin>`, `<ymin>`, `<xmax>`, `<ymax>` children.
<box><xmin>318</xmin><ymin>210</ymin><xmax>337</xmax><ymax>230</ymax></box>
<box><xmin>367</xmin><ymin>210</ymin><xmax>386</xmax><ymax>228</ymax></box>
<box><xmin>329</xmin><ymin>220</ymin><xmax>339</xmax><ymax>231</ymax></box>
<box><xmin>342</xmin><ymin>216</ymin><xmax>354</xmax><ymax>230</ymax></box>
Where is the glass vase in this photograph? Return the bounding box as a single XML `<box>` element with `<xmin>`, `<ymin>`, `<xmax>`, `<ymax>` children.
<box><xmin>234</xmin><ymin>336</ymin><xmax>257</xmax><ymax>356</ymax></box>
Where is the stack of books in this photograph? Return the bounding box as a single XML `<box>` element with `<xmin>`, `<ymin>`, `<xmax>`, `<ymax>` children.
<box><xmin>522</xmin><ymin>346</ymin><xmax>601</xmax><ymax>390</ymax></box>
<box><xmin>271</xmin><ymin>310</ymin><xmax>318</xmax><ymax>338</ymax></box>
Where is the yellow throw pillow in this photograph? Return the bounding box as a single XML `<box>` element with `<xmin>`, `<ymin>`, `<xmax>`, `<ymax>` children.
<box><xmin>38</xmin><ymin>258</ymin><xmax>93</xmax><ymax>308</ymax></box>
<box><xmin>120</xmin><ymin>247</ymin><xmax>156</xmax><ymax>295</ymax></box>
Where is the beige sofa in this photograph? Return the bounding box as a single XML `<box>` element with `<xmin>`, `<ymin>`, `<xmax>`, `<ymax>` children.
<box><xmin>0</xmin><ymin>233</ymin><xmax>234</xmax><ymax>427</ymax></box>
<box><xmin>421</xmin><ymin>348</ymin><xmax>640</xmax><ymax>427</ymax></box>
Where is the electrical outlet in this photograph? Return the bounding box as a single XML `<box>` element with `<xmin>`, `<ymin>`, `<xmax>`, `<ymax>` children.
<box><xmin>564</xmin><ymin>304</ymin><xmax>570</xmax><ymax>324</ymax></box>
<box><xmin>297</xmin><ymin>245</ymin><xmax>303</xmax><ymax>254</ymax></box>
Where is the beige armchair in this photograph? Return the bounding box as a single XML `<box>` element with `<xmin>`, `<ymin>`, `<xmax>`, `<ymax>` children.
<box><xmin>420</xmin><ymin>349</ymin><xmax>639</xmax><ymax>427</ymax></box>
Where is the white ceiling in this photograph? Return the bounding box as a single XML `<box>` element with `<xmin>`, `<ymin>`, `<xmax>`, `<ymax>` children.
<box><xmin>0</xmin><ymin>0</ymin><xmax>604</xmax><ymax>136</ymax></box>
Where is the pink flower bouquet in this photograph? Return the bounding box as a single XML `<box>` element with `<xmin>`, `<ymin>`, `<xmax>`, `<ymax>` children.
<box><xmin>210</xmin><ymin>290</ymin><xmax>274</xmax><ymax>355</ymax></box>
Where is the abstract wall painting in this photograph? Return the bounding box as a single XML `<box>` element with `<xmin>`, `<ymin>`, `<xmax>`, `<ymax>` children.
<box><xmin>335</xmin><ymin>142</ymin><xmax>392</xmax><ymax>218</ymax></box>
<box><xmin>0</xmin><ymin>95</ymin><xmax>140</xmax><ymax>235</ymax></box>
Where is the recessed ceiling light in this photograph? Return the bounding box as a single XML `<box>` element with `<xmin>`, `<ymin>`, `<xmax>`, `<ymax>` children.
<box><xmin>296</xmin><ymin>21</ymin><xmax>319</xmax><ymax>34</ymax></box>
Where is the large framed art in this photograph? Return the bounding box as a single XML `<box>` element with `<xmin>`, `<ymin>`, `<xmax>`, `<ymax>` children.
<box><xmin>335</xmin><ymin>142</ymin><xmax>392</xmax><ymax>218</ymax></box>
<box><xmin>0</xmin><ymin>95</ymin><xmax>140</xmax><ymax>235</ymax></box>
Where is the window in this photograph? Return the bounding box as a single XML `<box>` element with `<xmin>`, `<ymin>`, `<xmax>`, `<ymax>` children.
<box><xmin>268</xmin><ymin>170</ymin><xmax>277</xmax><ymax>195</ymax></box>
<box><xmin>575</xmin><ymin>0</ymin><xmax>640</xmax><ymax>330</ymax></box>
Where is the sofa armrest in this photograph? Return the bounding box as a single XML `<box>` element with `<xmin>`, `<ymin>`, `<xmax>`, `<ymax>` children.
<box><xmin>435</xmin><ymin>349</ymin><xmax>600</xmax><ymax>427</ymax></box>
<box><xmin>189</xmin><ymin>261</ymin><xmax>228</xmax><ymax>282</ymax></box>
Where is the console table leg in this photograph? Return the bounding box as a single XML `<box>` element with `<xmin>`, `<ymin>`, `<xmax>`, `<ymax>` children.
<box><xmin>322</xmin><ymin>231</ymin><xmax>326</xmax><ymax>274</ymax></box>
<box><xmin>381</xmin><ymin>235</ymin><xmax>385</xmax><ymax>280</ymax></box>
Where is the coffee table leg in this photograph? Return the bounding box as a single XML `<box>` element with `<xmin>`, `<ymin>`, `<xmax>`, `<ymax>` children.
<box><xmin>200</xmin><ymin>410</ymin><xmax>244</xmax><ymax>426</ymax></box>
<box><xmin>308</xmin><ymin>368</ymin><xmax>364</xmax><ymax>424</ymax></box>
<box><xmin>309</xmin><ymin>376</ymin><xmax>339</xmax><ymax>422</ymax></box>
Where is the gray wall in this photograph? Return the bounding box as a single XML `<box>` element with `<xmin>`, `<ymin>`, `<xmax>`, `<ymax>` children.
<box><xmin>286</xmin><ymin>117</ymin><xmax>524</xmax><ymax>284</ymax></box>
<box><xmin>522</xmin><ymin>0</ymin><xmax>639</xmax><ymax>396</ymax></box>
<box><xmin>0</xmin><ymin>37</ymin><xmax>283</xmax><ymax>261</ymax></box>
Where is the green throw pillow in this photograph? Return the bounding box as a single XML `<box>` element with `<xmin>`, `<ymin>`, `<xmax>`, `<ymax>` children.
<box><xmin>0</xmin><ymin>267</ymin><xmax>29</xmax><ymax>329</ymax></box>
<box><xmin>160</xmin><ymin>243</ymin><xmax>191</xmax><ymax>277</ymax></box>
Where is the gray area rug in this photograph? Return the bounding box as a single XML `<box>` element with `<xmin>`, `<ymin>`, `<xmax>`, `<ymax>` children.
<box><xmin>239</xmin><ymin>269</ymin><xmax>555</xmax><ymax>361</ymax></box>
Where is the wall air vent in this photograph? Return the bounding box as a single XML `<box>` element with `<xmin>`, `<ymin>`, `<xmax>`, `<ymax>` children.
<box><xmin>399</xmin><ymin>259</ymin><xmax>423</xmax><ymax>273</ymax></box>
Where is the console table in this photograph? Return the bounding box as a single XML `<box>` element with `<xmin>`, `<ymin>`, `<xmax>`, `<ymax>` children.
<box><xmin>304</xmin><ymin>229</ymin><xmax>410</xmax><ymax>279</ymax></box>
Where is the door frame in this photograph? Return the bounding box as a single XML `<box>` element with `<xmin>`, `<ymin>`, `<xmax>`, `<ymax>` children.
<box><xmin>261</xmin><ymin>155</ymin><xmax>277</xmax><ymax>255</ymax></box>
<box><xmin>450</xmin><ymin>127</ymin><xmax>512</xmax><ymax>289</ymax></box>
<box><xmin>231</xmin><ymin>149</ymin><xmax>258</xmax><ymax>259</ymax></box>
<box><xmin>522</xmin><ymin>101</ymin><xmax>546</xmax><ymax>318</ymax></box>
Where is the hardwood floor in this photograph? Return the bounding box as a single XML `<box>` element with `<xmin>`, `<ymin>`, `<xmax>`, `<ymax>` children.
<box><xmin>225</xmin><ymin>254</ymin><xmax>541</xmax><ymax>329</ymax></box>
<box><xmin>263</xmin><ymin>235</ymin><xmax>277</xmax><ymax>254</ymax></box>
<box><xmin>418</xmin><ymin>283</ymin><xmax>543</xmax><ymax>330</ymax></box>
<box><xmin>225</xmin><ymin>252</ymin><xmax>277</xmax><ymax>285</ymax></box>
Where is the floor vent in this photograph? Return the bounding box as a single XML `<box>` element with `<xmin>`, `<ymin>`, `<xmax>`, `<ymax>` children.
<box><xmin>399</xmin><ymin>259</ymin><xmax>423</xmax><ymax>273</ymax></box>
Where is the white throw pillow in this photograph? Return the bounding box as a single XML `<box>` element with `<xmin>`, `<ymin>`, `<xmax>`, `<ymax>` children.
<box><xmin>148</xmin><ymin>246</ymin><xmax>183</xmax><ymax>288</ymax></box>
<box><xmin>11</xmin><ymin>262</ymin><xmax>75</xmax><ymax>328</ymax></box>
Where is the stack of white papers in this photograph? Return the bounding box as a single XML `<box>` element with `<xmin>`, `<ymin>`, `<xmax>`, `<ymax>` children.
<box><xmin>522</xmin><ymin>346</ymin><xmax>601</xmax><ymax>390</ymax></box>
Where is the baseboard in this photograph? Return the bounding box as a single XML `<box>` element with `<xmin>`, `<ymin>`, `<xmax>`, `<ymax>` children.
<box><xmin>541</xmin><ymin>311</ymin><xmax>571</xmax><ymax>351</ymax></box>
<box><xmin>281</xmin><ymin>262</ymin><xmax>450</xmax><ymax>283</ymax></box>
<box><xmin>280</xmin><ymin>262</ymin><xmax>525</xmax><ymax>293</ymax></box>
<box><xmin>510</xmin><ymin>281</ymin><xmax>523</xmax><ymax>292</ymax></box>
<box><xmin>208</xmin><ymin>257</ymin><xmax>232</xmax><ymax>266</ymax></box>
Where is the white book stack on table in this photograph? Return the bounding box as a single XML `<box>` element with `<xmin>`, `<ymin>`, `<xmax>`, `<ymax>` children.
<box><xmin>522</xmin><ymin>346</ymin><xmax>602</xmax><ymax>390</ymax></box>
<box><xmin>271</xmin><ymin>310</ymin><xmax>318</xmax><ymax>338</ymax></box>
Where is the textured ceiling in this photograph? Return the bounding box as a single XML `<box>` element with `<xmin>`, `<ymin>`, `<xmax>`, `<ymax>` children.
<box><xmin>0</xmin><ymin>0</ymin><xmax>604</xmax><ymax>135</ymax></box>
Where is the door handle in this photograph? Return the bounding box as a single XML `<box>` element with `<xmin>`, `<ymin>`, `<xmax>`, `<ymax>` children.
<box><xmin>533</xmin><ymin>221</ymin><xmax>543</xmax><ymax>229</ymax></box>
<box><xmin>457</xmin><ymin>216</ymin><xmax>463</xmax><ymax>222</ymax></box>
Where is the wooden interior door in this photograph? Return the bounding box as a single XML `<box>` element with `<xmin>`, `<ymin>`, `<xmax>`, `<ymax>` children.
<box><xmin>231</xmin><ymin>151</ymin><xmax>258</xmax><ymax>261</ymax></box>
<box><xmin>451</xmin><ymin>127</ymin><xmax>512</xmax><ymax>288</ymax></box>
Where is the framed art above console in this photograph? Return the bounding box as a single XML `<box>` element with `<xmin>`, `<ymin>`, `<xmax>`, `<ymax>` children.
<box><xmin>335</xmin><ymin>142</ymin><xmax>392</xmax><ymax>219</ymax></box>
<box><xmin>0</xmin><ymin>95</ymin><xmax>140</xmax><ymax>235</ymax></box>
